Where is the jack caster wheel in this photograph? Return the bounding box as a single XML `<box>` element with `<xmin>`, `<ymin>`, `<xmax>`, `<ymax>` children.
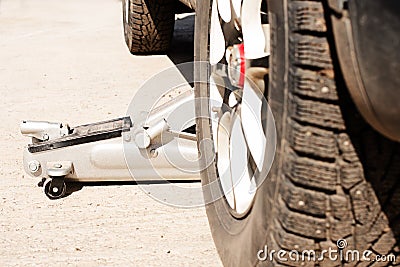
<box><xmin>43</xmin><ymin>178</ymin><xmax>66</xmax><ymax>200</ymax></box>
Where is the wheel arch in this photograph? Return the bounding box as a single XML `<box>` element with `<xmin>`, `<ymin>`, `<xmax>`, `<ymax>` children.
<box><xmin>327</xmin><ymin>0</ymin><xmax>400</xmax><ymax>141</ymax></box>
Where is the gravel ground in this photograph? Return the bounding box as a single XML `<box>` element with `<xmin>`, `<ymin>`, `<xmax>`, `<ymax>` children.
<box><xmin>0</xmin><ymin>0</ymin><xmax>221</xmax><ymax>266</ymax></box>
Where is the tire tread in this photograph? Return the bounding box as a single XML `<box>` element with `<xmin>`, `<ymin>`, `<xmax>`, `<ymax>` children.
<box><xmin>123</xmin><ymin>0</ymin><xmax>175</xmax><ymax>54</ymax></box>
<box><xmin>272</xmin><ymin>0</ymin><xmax>400</xmax><ymax>265</ymax></box>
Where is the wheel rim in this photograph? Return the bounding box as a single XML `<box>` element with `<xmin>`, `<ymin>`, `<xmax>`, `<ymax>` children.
<box><xmin>208</xmin><ymin>0</ymin><xmax>270</xmax><ymax>216</ymax></box>
<box><xmin>44</xmin><ymin>180</ymin><xmax>66</xmax><ymax>200</ymax></box>
<box><xmin>124</xmin><ymin>0</ymin><xmax>130</xmax><ymax>24</ymax></box>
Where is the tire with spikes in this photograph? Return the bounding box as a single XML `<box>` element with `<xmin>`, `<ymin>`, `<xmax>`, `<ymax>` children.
<box><xmin>122</xmin><ymin>0</ymin><xmax>175</xmax><ymax>54</ymax></box>
<box><xmin>194</xmin><ymin>0</ymin><xmax>400</xmax><ymax>266</ymax></box>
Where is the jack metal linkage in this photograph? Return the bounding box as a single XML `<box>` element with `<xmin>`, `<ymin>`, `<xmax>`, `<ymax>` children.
<box><xmin>21</xmin><ymin>90</ymin><xmax>199</xmax><ymax>199</ymax></box>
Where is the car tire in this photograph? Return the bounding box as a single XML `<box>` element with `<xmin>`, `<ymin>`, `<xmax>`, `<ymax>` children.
<box><xmin>122</xmin><ymin>0</ymin><xmax>175</xmax><ymax>54</ymax></box>
<box><xmin>194</xmin><ymin>0</ymin><xmax>400</xmax><ymax>266</ymax></box>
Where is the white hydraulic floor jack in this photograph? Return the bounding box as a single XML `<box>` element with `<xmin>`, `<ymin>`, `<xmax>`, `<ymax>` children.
<box><xmin>20</xmin><ymin>87</ymin><xmax>200</xmax><ymax>199</ymax></box>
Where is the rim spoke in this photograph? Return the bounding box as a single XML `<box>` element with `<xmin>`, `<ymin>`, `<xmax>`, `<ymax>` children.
<box><xmin>209</xmin><ymin>75</ymin><xmax>224</xmax><ymax>152</ymax></box>
<box><xmin>240</xmin><ymin>79</ymin><xmax>267</xmax><ymax>171</ymax></box>
<box><xmin>241</xmin><ymin>0</ymin><xmax>266</xmax><ymax>59</ymax></box>
<box><xmin>217</xmin><ymin>112</ymin><xmax>235</xmax><ymax>209</ymax></box>
<box><xmin>210</xmin><ymin>0</ymin><xmax>226</xmax><ymax>65</ymax></box>
<box><xmin>217</xmin><ymin>0</ymin><xmax>231</xmax><ymax>23</ymax></box>
<box><xmin>230</xmin><ymin>112</ymin><xmax>256</xmax><ymax>214</ymax></box>
<box><xmin>231</xmin><ymin>0</ymin><xmax>241</xmax><ymax>19</ymax></box>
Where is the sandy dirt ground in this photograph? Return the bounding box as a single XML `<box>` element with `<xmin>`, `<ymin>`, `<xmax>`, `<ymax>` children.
<box><xmin>0</xmin><ymin>0</ymin><xmax>221</xmax><ymax>266</ymax></box>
